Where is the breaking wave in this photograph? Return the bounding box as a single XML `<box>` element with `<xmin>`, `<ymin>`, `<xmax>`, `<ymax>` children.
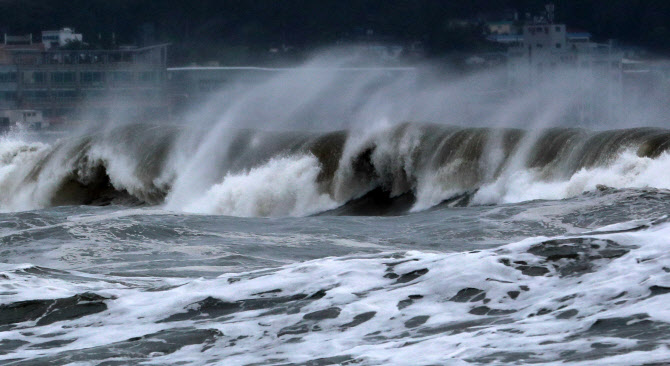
<box><xmin>2</xmin><ymin>123</ymin><xmax>670</xmax><ymax>216</ymax></box>
<box><xmin>182</xmin><ymin>154</ymin><xmax>338</xmax><ymax>217</ymax></box>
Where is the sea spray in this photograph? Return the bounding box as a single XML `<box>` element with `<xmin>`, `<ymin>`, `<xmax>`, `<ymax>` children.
<box><xmin>0</xmin><ymin>137</ymin><xmax>49</xmax><ymax>211</ymax></box>
<box><xmin>474</xmin><ymin>149</ymin><xmax>670</xmax><ymax>204</ymax></box>
<box><xmin>3</xmin><ymin>124</ymin><xmax>670</xmax><ymax>215</ymax></box>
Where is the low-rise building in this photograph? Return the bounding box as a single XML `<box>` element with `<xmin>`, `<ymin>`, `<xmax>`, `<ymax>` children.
<box><xmin>485</xmin><ymin>5</ymin><xmax>627</xmax><ymax>122</ymax></box>
<box><xmin>0</xmin><ymin>28</ymin><xmax>170</xmax><ymax>126</ymax></box>
<box><xmin>506</xmin><ymin>21</ymin><xmax>623</xmax><ymax>122</ymax></box>
<box><xmin>507</xmin><ymin>22</ymin><xmax>621</xmax><ymax>85</ymax></box>
<box><xmin>0</xmin><ymin>43</ymin><xmax>169</xmax><ymax>124</ymax></box>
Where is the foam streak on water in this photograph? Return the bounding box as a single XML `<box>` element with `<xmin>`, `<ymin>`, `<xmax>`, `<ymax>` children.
<box><xmin>1</xmin><ymin>216</ymin><xmax>669</xmax><ymax>365</ymax></box>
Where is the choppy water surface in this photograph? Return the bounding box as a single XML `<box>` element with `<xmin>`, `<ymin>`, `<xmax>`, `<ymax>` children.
<box><xmin>1</xmin><ymin>123</ymin><xmax>670</xmax><ymax>365</ymax></box>
<box><xmin>2</xmin><ymin>194</ymin><xmax>670</xmax><ymax>365</ymax></box>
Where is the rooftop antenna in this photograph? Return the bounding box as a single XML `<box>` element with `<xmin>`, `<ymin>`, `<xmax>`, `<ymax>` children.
<box><xmin>545</xmin><ymin>3</ymin><xmax>555</xmax><ymax>24</ymax></box>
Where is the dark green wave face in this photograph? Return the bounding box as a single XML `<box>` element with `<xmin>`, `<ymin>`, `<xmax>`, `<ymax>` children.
<box><xmin>5</xmin><ymin>122</ymin><xmax>670</xmax><ymax>216</ymax></box>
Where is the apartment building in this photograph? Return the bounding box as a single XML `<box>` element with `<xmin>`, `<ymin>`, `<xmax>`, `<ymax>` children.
<box><xmin>0</xmin><ymin>31</ymin><xmax>169</xmax><ymax>125</ymax></box>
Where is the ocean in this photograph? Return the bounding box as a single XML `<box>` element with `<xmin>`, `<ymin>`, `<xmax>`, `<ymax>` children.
<box><xmin>1</xmin><ymin>60</ymin><xmax>670</xmax><ymax>365</ymax></box>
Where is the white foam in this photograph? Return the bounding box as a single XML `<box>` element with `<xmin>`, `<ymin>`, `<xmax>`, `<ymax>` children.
<box><xmin>179</xmin><ymin>154</ymin><xmax>338</xmax><ymax>217</ymax></box>
<box><xmin>474</xmin><ymin>150</ymin><xmax>670</xmax><ymax>205</ymax></box>
<box><xmin>2</xmin><ymin>218</ymin><xmax>669</xmax><ymax>365</ymax></box>
<box><xmin>0</xmin><ymin>137</ymin><xmax>50</xmax><ymax>211</ymax></box>
<box><xmin>412</xmin><ymin>159</ymin><xmax>471</xmax><ymax>211</ymax></box>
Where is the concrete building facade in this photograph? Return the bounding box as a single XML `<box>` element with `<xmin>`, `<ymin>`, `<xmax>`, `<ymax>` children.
<box><xmin>0</xmin><ymin>43</ymin><xmax>169</xmax><ymax>124</ymax></box>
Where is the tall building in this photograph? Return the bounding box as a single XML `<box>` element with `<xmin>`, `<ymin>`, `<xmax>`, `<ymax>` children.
<box><xmin>0</xmin><ymin>33</ymin><xmax>40</xmax><ymax>111</ymax></box>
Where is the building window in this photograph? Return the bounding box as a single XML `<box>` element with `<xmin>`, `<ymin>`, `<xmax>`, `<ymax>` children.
<box><xmin>81</xmin><ymin>72</ymin><xmax>104</xmax><ymax>84</ymax></box>
<box><xmin>25</xmin><ymin>72</ymin><xmax>47</xmax><ymax>84</ymax></box>
<box><xmin>53</xmin><ymin>90</ymin><xmax>78</xmax><ymax>99</ymax></box>
<box><xmin>0</xmin><ymin>72</ymin><xmax>17</xmax><ymax>83</ymax></box>
<box><xmin>23</xmin><ymin>90</ymin><xmax>49</xmax><ymax>100</ymax></box>
<box><xmin>0</xmin><ymin>91</ymin><xmax>16</xmax><ymax>101</ymax></box>
<box><xmin>556</xmin><ymin>43</ymin><xmax>562</xmax><ymax>49</ymax></box>
<box><xmin>51</xmin><ymin>72</ymin><xmax>76</xmax><ymax>84</ymax></box>
<box><xmin>555</xmin><ymin>26</ymin><xmax>561</xmax><ymax>32</ymax></box>
<box><xmin>536</xmin><ymin>43</ymin><xmax>543</xmax><ymax>48</ymax></box>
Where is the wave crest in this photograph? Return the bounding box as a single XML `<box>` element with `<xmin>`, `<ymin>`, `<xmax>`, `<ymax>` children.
<box><xmin>2</xmin><ymin>123</ymin><xmax>670</xmax><ymax>215</ymax></box>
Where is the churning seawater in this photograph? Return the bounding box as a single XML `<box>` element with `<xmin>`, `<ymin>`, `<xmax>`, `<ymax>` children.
<box><xmin>1</xmin><ymin>122</ymin><xmax>670</xmax><ymax>365</ymax></box>
<box><xmin>2</xmin><ymin>56</ymin><xmax>670</xmax><ymax>365</ymax></box>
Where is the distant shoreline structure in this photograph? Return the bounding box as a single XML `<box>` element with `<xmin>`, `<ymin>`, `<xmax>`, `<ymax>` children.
<box><xmin>168</xmin><ymin>66</ymin><xmax>417</xmax><ymax>71</ymax></box>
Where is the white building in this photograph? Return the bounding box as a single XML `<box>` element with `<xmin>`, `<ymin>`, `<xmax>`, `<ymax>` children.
<box><xmin>502</xmin><ymin>12</ymin><xmax>623</xmax><ymax>122</ymax></box>
<box><xmin>41</xmin><ymin>28</ymin><xmax>83</xmax><ymax>50</ymax></box>
<box><xmin>506</xmin><ymin>20</ymin><xmax>622</xmax><ymax>83</ymax></box>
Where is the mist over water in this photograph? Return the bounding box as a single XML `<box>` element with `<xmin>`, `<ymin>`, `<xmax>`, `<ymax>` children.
<box><xmin>0</xmin><ymin>48</ymin><xmax>669</xmax><ymax>216</ymax></box>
